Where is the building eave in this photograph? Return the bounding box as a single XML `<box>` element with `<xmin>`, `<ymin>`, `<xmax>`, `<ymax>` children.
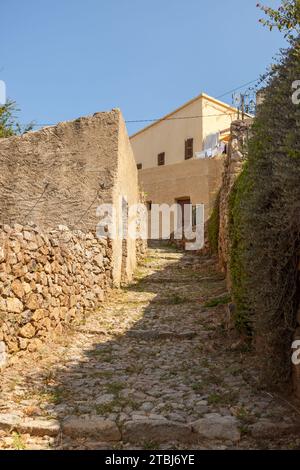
<box><xmin>129</xmin><ymin>92</ymin><xmax>247</xmax><ymax>140</ymax></box>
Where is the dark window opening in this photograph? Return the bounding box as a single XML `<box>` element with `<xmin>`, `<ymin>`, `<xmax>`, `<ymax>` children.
<box><xmin>185</xmin><ymin>138</ymin><xmax>194</xmax><ymax>160</ymax></box>
<box><xmin>157</xmin><ymin>152</ymin><xmax>165</xmax><ymax>166</ymax></box>
<box><xmin>176</xmin><ymin>198</ymin><xmax>191</xmax><ymax>230</ymax></box>
<box><xmin>137</xmin><ymin>163</ymin><xmax>142</xmax><ymax>170</ymax></box>
<box><xmin>147</xmin><ymin>201</ymin><xmax>152</xmax><ymax>211</ymax></box>
<box><xmin>192</xmin><ymin>206</ymin><xmax>197</xmax><ymax>226</ymax></box>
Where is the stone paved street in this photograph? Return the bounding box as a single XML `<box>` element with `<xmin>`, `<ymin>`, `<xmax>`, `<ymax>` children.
<box><xmin>0</xmin><ymin>245</ymin><xmax>300</xmax><ymax>450</ymax></box>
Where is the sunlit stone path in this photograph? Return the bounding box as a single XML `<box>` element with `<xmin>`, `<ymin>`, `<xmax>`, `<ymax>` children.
<box><xmin>0</xmin><ymin>245</ymin><xmax>299</xmax><ymax>450</ymax></box>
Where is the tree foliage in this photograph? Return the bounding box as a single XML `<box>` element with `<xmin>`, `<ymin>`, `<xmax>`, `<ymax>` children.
<box><xmin>0</xmin><ymin>100</ymin><xmax>33</xmax><ymax>139</ymax></box>
<box><xmin>257</xmin><ymin>0</ymin><xmax>300</xmax><ymax>40</ymax></box>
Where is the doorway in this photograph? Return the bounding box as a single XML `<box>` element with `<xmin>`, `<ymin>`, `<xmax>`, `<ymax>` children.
<box><xmin>176</xmin><ymin>198</ymin><xmax>191</xmax><ymax>234</ymax></box>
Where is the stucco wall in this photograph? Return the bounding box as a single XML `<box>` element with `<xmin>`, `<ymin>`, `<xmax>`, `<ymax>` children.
<box><xmin>131</xmin><ymin>98</ymin><xmax>203</xmax><ymax>170</ymax></box>
<box><xmin>0</xmin><ymin>111</ymin><xmax>119</xmax><ymax>232</ymax></box>
<box><xmin>112</xmin><ymin>114</ymin><xmax>139</xmax><ymax>284</ymax></box>
<box><xmin>201</xmin><ymin>98</ymin><xmax>237</xmax><ymax>142</ymax></box>
<box><xmin>0</xmin><ymin>109</ymin><xmax>140</xmax><ymax>286</ymax></box>
<box><xmin>139</xmin><ymin>157</ymin><xmax>223</xmax><ymax>221</ymax></box>
<box><xmin>130</xmin><ymin>94</ymin><xmax>240</xmax><ymax>171</ymax></box>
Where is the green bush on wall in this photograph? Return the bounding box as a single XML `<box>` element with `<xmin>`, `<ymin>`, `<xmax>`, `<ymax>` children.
<box><xmin>207</xmin><ymin>191</ymin><xmax>220</xmax><ymax>255</ymax></box>
<box><xmin>228</xmin><ymin>165</ymin><xmax>253</xmax><ymax>334</ymax></box>
<box><xmin>228</xmin><ymin>39</ymin><xmax>300</xmax><ymax>384</ymax></box>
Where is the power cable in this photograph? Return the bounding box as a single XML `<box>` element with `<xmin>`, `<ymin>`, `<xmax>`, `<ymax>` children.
<box><xmin>21</xmin><ymin>76</ymin><xmax>266</xmax><ymax>129</ymax></box>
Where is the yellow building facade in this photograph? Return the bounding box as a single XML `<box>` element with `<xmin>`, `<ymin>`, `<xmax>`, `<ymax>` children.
<box><xmin>130</xmin><ymin>93</ymin><xmax>242</xmax><ymax>225</ymax></box>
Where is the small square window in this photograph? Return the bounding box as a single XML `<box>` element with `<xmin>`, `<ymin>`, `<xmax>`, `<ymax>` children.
<box><xmin>157</xmin><ymin>152</ymin><xmax>165</xmax><ymax>166</ymax></box>
<box><xmin>137</xmin><ymin>163</ymin><xmax>142</xmax><ymax>170</ymax></box>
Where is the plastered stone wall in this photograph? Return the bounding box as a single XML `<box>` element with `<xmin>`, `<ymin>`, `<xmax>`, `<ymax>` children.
<box><xmin>0</xmin><ymin>111</ymin><xmax>119</xmax><ymax>231</ymax></box>
<box><xmin>138</xmin><ymin>157</ymin><xmax>223</xmax><ymax>222</ymax></box>
<box><xmin>112</xmin><ymin>114</ymin><xmax>140</xmax><ymax>285</ymax></box>
<box><xmin>0</xmin><ymin>109</ymin><xmax>141</xmax><ymax>363</ymax></box>
<box><xmin>0</xmin><ymin>109</ymin><xmax>140</xmax><ymax>286</ymax></box>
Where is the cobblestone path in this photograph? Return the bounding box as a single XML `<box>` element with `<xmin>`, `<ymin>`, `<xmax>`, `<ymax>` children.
<box><xmin>0</xmin><ymin>245</ymin><xmax>300</xmax><ymax>450</ymax></box>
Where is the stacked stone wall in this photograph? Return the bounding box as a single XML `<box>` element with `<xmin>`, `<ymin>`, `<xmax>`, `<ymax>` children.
<box><xmin>0</xmin><ymin>224</ymin><xmax>113</xmax><ymax>362</ymax></box>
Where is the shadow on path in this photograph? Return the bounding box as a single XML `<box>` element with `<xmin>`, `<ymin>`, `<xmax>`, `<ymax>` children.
<box><xmin>1</xmin><ymin>245</ymin><xmax>300</xmax><ymax>450</ymax></box>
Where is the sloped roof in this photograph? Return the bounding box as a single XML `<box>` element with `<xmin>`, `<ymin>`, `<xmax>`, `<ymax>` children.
<box><xmin>130</xmin><ymin>92</ymin><xmax>242</xmax><ymax>139</ymax></box>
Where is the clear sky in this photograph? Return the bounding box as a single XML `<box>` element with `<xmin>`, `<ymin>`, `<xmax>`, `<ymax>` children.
<box><xmin>1</xmin><ymin>0</ymin><xmax>286</xmax><ymax>134</ymax></box>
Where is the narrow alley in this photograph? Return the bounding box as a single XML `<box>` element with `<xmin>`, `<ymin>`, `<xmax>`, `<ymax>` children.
<box><xmin>0</xmin><ymin>245</ymin><xmax>299</xmax><ymax>450</ymax></box>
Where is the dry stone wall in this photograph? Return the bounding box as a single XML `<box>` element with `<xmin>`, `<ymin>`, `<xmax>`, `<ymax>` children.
<box><xmin>218</xmin><ymin>120</ymin><xmax>251</xmax><ymax>279</ymax></box>
<box><xmin>0</xmin><ymin>223</ymin><xmax>112</xmax><ymax>357</ymax></box>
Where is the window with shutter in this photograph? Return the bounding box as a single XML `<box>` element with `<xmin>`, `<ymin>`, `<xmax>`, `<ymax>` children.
<box><xmin>185</xmin><ymin>138</ymin><xmax>194</xmax><ymax>160</ymax></box>
<box><xmin>157</xmin><ymin>152</ymin><xmax>165</xmax><ymax>166</ymax></box>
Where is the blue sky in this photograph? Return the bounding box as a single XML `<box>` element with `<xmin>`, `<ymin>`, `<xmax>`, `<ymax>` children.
<box><xmin>1</xmin><ymin>0</ymin><xmax>286</xmax><ymax>134</ymax></box>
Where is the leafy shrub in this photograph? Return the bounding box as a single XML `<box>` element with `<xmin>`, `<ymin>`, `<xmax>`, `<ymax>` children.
<box><xmin>229</xmin><ymin>39</ymin><xmax>300</xmax><ymax>384</ymax></box>
<box><xmin>208</xmin><ymin>190</ymin><xmax>220</xmax><ymax>254</ymax></box>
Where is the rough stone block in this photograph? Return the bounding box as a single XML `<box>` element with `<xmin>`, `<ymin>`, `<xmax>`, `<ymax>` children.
<box><xmin>192</xmin><ymin>413</ymin><xmax>241</xmax><ymax>442</ymax></box>
<box><xmin>62</xmin><ymin>417</ymin><xmax>121</xmax><ymax>441</ymax></box>
<box><xmin>123</xmin><ymin>419</ymin><xmax>196</xmax><ymax>444</ymax></box>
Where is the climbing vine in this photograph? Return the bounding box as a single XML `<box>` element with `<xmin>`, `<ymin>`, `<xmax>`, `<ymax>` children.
<box><xmin>228</xmin><ymin>164</ymin><xmax>253</xmax><ymax>334</ymax></box>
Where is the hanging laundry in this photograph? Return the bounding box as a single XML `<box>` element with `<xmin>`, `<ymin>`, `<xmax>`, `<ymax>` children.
<box><xmin>195</xmin><ymin>132</ymin><xmax>224</xmax><ymax>159</ymax></box>
<box><xmin>203</xmin><ymin>132</ymin><xmax>220</xmax><ymax>151</ymax></box>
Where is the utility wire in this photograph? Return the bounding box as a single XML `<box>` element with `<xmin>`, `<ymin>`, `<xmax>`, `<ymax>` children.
<box><xmin>125</xmin><ymin>112</ymin><xmax>239</xmax><ymax>125</ymax></box>
<box><xmin>216</xmin><ymin>78</ymin><xmax>262</xmax><ymax>99</ymax></box>
<box><xmin>21</xmin><ymin>182</ymin><xmax>49</xmax><ymax>224</ymax></box>
<box><xmin>22</xmin><ymin>76</ymin><xmax>265</xmax><ymax>129</ymax></box>
<box><xmin>25</xmin><ymin>112</ymin><xmax>241</xmax><ymax>128</ymax></box>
